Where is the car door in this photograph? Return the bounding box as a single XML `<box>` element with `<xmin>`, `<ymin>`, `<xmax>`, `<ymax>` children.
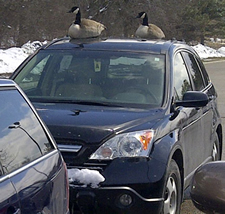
<box><xmin>0</xmin><ymin>173</ymin><xmax>20</xmax><ymax>214</ymax></box>
<box><xmin>173</xmin><ymin>52</ymin><xmax>204</xmax><ymax>183</ymax></box>
<box><xmin>182</xmin><ymin>51</ymin><xmax>214</xmax><ymax>161</ymax></box>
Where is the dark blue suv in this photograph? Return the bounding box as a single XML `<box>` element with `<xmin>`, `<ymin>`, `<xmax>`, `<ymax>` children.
<box><xmin>0</xmin><ymin>79</ymin><xmax>70</xmax><ymax>214</ymax></box>
<box><xmin>11</xmin><ymin>38</ymin><xmax>222</xmax><ymax>214</ymax></box>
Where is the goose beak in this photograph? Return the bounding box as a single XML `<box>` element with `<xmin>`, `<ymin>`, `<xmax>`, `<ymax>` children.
<box><xmin>67</xmin><ymin>10</ymin><xmax>72</xmax><ymax>13</ymax></box>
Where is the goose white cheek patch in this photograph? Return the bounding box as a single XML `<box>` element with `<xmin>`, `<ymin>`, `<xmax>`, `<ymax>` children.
<box><xmin>74</xmin><ymin>8</ymin><xmax>79</xmax><ymax>14</ymax></box>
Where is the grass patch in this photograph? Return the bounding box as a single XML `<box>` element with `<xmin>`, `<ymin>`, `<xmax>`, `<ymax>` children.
<box><xmin>0</xmin><ymin>73</ymin><xmax>12</xmax><ymax>78</ymax></box>
<box><xmin>203</xmin><ymin>57</ymin><xmax>225</xmax><ymax>62</ymax></box>
<box><xmin>204</xmin><ymin>41</ymin><xmax>225</xmax><ymax>50</ymax></box>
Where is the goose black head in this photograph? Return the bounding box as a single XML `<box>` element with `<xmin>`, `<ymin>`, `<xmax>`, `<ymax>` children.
<box><xmin>136</xmin><ymin>11</ymin><xmax>148</xmax><ymax>26</ymax></box>
<box><xmin>68</xmin><ymin>6</ymin><xmax>81</xmax><ymax>25</ymax></box>
<box><xmin>67</xmin><ymin>6</ymin><xmax>80</xmax><ymax>15</ymax></box>
<box><xmin>136</xmin><ymin>12</ymin><xmax>146</xmax><ymax>19</ymax></box>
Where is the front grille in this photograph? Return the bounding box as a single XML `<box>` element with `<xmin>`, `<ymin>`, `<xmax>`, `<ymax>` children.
<box><xmin>58</xmin><ymin>144</ymin><xmax>82</xmax><ymax>153</ymax></box>
<box><xmin>55</xmin><ymin>138</ymin><xmax>111</xmax><ymax>168</ymax></box>
<box><xmin>55</xmin><ymin>138</ymin><xmax>84</xmax><ymax>166</ymax></box>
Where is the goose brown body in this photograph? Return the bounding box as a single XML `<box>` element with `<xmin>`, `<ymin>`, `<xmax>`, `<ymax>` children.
<box><xmin>135</xmin><ymin>12</ymin><xmax>165</xmax><ymax>39</ymax></box>
<box><xmin>68</xmin><ymin>6</ymin><xmax>106</xmax><ymax>39</ymax></box>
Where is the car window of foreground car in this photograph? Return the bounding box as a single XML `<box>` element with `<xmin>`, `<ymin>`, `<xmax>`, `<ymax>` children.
<box><xmin>14</xmin><ymin>50</ymin><xmax>165</xmax><ymax>108</ymax></box>
<box><xmin>0</xmin><ymin>88</ymin><xmax>55</xmax><ymax>174</ymax></box>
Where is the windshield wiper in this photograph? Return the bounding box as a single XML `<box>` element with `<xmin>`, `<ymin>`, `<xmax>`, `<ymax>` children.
<box><xmin>68</xmin><ymin>100</ymin><xmax>124</xmax><ymax>107</ymax></box>
<box><xmin>30</xmin><ymin>97</ymin><xmax>125</xmax><ymax>107</ymax></box>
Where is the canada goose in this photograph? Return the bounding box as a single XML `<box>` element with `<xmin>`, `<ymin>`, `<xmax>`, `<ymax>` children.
<box><xmin>135</xmin><ymin>12</ymin><xmax>165</xmax><ymax>39</ymax></box>
<box><xmin>67</xmin><ymin>6</ymin><xmax>106</xmax><ymax>39</ymax></box>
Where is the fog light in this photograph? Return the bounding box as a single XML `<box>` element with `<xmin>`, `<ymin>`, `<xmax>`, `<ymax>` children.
<box><xmin>119</xmin><ymin>194</ymin><xmax>132</xmax><ymax>206</ymax></box>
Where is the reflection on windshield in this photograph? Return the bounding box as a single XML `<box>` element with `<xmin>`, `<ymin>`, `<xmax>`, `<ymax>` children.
<box><xmin>15</xmin><ymin>50</ymin><xmax>165</xmax><ymax>107</ymax></box>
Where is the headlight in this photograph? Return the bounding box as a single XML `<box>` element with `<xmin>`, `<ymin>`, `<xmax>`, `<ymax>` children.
<box><xmin>89</xmin><ymin>130</ymin><xmax>154</xmax><ymax>160</ymax></box>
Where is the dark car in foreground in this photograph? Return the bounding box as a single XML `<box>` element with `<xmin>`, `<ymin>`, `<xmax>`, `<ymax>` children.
<box><xmin>11</xmin><ymin>37</ymin><xmax>222</xmax><ymax>214</ymax></box>
<box><xmin>0</xmin><ymin>79</ymin><xmax>70</xmax><ymax>214</ymax></box>
<box><xmin>190</xmin><ymin>161</ymin><xmax>225</xmax><ymax>213</ymax></box>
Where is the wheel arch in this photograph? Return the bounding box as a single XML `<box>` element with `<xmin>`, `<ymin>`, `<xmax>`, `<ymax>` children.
<box><xmin>171</xmin><ymin>149</ymin><xmax>184</xmax><ymax>195</ymax></box>
<box><xmin>216</xmin><ymin>124</ymin><xmax>223</xmax><ymax>159</ymax></box>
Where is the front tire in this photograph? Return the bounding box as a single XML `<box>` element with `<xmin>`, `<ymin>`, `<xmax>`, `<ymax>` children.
<box><xmin>212</xmin><ymin>133</ymin><xmax>221</xmax><ymax>161</ymax></box>
<box><xmin>162</xmin><ymin>159</ymin><xmax>182</xmax><ymax>214</ymax></box>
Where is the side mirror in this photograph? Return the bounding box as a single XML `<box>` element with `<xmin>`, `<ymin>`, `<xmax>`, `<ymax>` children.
<box><xmin>190</xmin><ymin>161</ymin><xmax>225</xmax><ymax>213</ymax></box>
<box><xmin>175</xmin><ymin>91</ymin><xmax>209</xmax><ymax>108</ymax></box>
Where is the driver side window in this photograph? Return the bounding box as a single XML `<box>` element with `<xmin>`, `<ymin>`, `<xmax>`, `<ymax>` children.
<box><xmin>173</xmin><ymin>53</ymin><xmax>192</xmax><ymax>101</ymax></box>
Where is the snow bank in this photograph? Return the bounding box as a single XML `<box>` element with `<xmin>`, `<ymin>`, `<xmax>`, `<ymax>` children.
<box><xmin>192</xmin><ymin>44</ymin><xmax>225</xmax><ymax>59</ymax></box>
<box><xmin>218</xmin><ymin>47</ymin><xmax>225</xmax><ymax>55</ymax></box>
<box><xmin>0</xmin><ymin>47</ymin><xmax>29</xmax><ymax>74</ymax></box>
<box><xmin>68</xmin><ymin>168</ymin><xmax>105</xmax><ymax>188</ymax></box>
<box><xmin>0</xmin><ymin>41</ymin><xmax>45</xmax><ymax>74</ymax></box>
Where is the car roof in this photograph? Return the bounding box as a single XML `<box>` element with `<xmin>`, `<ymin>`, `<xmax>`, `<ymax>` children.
<box><xmin>0</xmin><ymin>79</ymin><xmax>15</xmax><ymax>87</ymax></box>
<box><xmin>41</xmin><ymin>37</ymin><xmax>194</xmax><ymax>55</ymax></box>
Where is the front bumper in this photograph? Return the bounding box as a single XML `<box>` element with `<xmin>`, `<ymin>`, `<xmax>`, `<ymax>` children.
<box><xmin>69</xmin><ymin>157</ymin><xmax>167</xmax><ymax>214</ymax></box>
<box><xmin>70</xmin><ymin>185</ymin><xmax>164</xmax><ymax>214</ymax></box>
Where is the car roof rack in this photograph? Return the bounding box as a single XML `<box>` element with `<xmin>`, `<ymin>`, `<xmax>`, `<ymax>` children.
<box><xmin>42</xmin><ymin>37</ymin><xmax>70</xmax><ymax>49</ymax></box>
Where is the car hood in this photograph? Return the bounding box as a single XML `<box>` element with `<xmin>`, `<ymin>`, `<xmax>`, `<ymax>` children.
<box><xmin>34</xmin><ymin>102</ymin><xmax>164</xmax><ymax>143</ymax></box>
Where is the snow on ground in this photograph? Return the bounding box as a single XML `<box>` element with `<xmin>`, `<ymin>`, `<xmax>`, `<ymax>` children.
<box><xmin>0</xmin><ymin>40</ymin><xmax>225</xmax><ymax>75</ymax></box>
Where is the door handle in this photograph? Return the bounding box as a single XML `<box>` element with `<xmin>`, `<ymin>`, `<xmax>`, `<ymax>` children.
<box><xmin>208</xmin><ymin>95</ymin><xmax>215</xmax><ymax>101</ymax></box>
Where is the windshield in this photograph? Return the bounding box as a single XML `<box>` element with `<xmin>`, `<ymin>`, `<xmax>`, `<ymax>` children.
<box><xmin>14</xmin><ymin>50</ymin><xmax>165</xmax><ymax>108</ymax></box>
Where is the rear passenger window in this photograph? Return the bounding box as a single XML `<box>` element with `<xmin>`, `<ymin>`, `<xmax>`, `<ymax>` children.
<box><xmin>196</xmin><ymin>57</ymin><xmax>210</xmax><ymax>86</ymax></box>
<box><xmin>0</xmin><ymin>89</ymin><xmax>54</xmax><ymax>174</ymax></box>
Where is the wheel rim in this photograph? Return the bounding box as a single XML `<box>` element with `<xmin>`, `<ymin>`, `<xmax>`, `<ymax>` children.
<box><xmin>212</xmin><ymin>141</ymin><xmax>218</xmax><ymax>161</ymax></box>
<box><xmin>164</xmin><ymin>176</ymin><xmax>177</xmax><ymax>214</ymax></box>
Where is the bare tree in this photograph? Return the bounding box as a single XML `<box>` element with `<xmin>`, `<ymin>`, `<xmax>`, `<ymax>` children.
<box><xmin>0</xmin><ymin>0</ymin><xmax>225</xmax><ymax>48</ymax></box>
